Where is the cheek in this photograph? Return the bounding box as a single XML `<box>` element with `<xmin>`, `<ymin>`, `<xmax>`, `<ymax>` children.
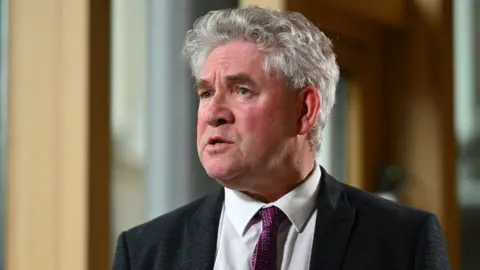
<box><xmin>197</xmin><ymin>121</ymin><xmax>206</xmax><ymax>135</ymax></box>
<box><xmin>197</xmin><ymin>114</ymin><xmax>207</xmax><ymax>142</ymax></box>
<box><xmin>237</xmin><ymin>105</ymin><xmax>281</xmax><ymax>134</ymax></box>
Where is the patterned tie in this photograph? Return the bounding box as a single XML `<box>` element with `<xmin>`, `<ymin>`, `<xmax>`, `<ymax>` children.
<box><xmin>251</xmin><ymin>206</ymin><xmax>286</xmax><ymax>270</ymax></box>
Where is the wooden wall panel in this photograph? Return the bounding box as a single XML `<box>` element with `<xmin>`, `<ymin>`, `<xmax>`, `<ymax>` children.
<box><xmin>308</xmin><ymin>0</ymin><xmax>406</xmax><ymax>27</ymax></box>
<box><xmin>6</xmin><ymin>0</ymin><xmax>111</xmax><ymax>269</ymax></box>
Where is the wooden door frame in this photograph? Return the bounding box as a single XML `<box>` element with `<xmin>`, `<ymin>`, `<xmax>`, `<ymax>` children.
<box><xmin>288</xmin><ymin>1</ymin><xmax>459</xmax><ymax>269</ymax></box>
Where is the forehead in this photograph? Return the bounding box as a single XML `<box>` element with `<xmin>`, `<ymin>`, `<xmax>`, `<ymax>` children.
<box><xmin>200</xmin><ymin>40</ymin><xmax>266</xmax><ymax>80</ymax></box>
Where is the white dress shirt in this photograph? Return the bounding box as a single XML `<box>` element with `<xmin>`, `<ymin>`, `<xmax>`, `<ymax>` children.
<box><xmin>213</xmin><ymin>165</ymin><xmax>321</xmax><ymax>270</ymax></box>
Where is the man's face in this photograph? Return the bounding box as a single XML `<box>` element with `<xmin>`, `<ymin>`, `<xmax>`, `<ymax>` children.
<box><xmin>196</xmin><ymin>40</ymin><xmax>299</xmax><ymax>186</ymax></box>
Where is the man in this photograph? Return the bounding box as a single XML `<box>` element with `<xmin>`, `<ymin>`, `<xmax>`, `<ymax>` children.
<box><xmin>113</xmin><ymin>6</ymin><xmax>450</xmax><ymax>270</ymax></box>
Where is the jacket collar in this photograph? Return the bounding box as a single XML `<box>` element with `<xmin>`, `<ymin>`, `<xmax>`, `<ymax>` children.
<box><xmin>308</xmin><ymin>166</ymin><xmax>356</xmax><ymax>270</ymax></box>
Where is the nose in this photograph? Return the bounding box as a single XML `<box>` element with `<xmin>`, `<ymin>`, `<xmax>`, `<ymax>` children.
<box><xmin>201</xmin><ymin>98</ymin><xmax>234</xmax><ymax>127</ymax></box>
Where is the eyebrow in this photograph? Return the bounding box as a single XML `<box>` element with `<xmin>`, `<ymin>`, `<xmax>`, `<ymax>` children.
<box><xmin>225</xmin><ymin>73</ymin><xmax>257</xmax><ymax>87</ymax></box>
<box><xmin>195</xmin><ymin>73</ymin><xmax>258</xmax><ymax>92</ymax></box>
<box><xmin>195</xmin><ymin>79</ymin><xmax>211</xmax><ymax>91</ymax></box>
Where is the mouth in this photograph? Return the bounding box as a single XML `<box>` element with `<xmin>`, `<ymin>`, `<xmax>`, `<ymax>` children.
<box><xmin>207</xmin><ymin>136</ymin><xmax>233</xmax><ymax>145</ymax></box>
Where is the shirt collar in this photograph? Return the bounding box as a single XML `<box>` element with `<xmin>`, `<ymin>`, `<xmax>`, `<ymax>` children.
<box><xmin>224</xmin><ymin>164</ymin><xmax>321</xmax><ymax>236</ymax></box>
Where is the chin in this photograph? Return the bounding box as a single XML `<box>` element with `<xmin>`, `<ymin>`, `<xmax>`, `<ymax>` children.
<box><xmin>204</xmin><ymin>162</ymin><xmax>234</xmax><ymax>179</ymax></box>
<box><xmin>202</xmin><ymin>158</ymin><xmax>242</xmax><ymax>184</ymax></box>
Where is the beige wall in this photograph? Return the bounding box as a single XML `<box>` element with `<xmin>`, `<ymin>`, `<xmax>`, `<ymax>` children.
<box><xmin>6</xmin><ymin>0</ymin><xmax>110</xmax><ymax>269</ymax></box>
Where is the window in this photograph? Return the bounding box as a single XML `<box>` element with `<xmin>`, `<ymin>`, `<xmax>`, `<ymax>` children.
<box><xmin>454</xmin><ymin>0</ymin><xmax>480</xmax><ymax>268</ymax></box>
<box><xmin>316</xmin><ymin>74</ymin><xmax>349</xmax><ymax>182</ymax></box>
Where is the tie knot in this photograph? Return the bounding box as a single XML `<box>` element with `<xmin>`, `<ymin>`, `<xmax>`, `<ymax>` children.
<box><xmin>257</xmin><ymin>206</ymin><xmax>286</xmax><ymax>228</ymax></box>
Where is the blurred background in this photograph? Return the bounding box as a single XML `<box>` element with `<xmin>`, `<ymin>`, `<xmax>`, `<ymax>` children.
<box><xmin>0</xmin><ymin>0</ymin><xmax>479</xmax><ymax>269</ymax></box>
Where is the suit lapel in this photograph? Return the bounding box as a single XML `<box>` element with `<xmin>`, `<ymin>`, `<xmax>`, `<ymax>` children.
<box><xmin>182</xmin><ymin>189</ymin><xmax>224</xmax><ymax>270</ymax></box>
<box><xmin>309</xmin><ymin>168</ymin><xmax>356</xmax><ymax>270</ymax></box>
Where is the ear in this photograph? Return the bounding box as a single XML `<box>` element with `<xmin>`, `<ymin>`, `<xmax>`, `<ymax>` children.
<box><xmin>297</xmin><ymin>86</ymin><xmax>320</xmax><ymax>135</ymax></box>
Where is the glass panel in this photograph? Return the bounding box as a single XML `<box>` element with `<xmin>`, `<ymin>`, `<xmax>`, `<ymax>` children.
<box><xmin>453</xmin><ymin>0</ymin><xmax>480</xmax><ymax>269</ymax></box>
<box><xmin>110</xmin><ymin>0</ymin><xmax>148</xmax><ymax>251</ymax></box>
<box><xmin>316</xmin><ymin>74</ymin><xmax>348</xmax><ymax>182</ymax></box>
<box><xmin>0</xmin><ymin>0</ymin><xmax>8</xmax><ymax>268</ymax></box>
<box><xmin>110</xmin><ymin>0</ymin><xmax>238</xmax><ymax>255</ymax></box>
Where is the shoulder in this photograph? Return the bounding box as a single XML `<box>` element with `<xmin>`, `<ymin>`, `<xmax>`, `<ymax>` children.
<box><xmin>332</xmin><ymin>178</ymin><xmax>449</xmax><ymax>266</ymax></box>
<box><xmin>343</xmin><ymin>182</ymin><xmax>430</xmax><ymax>219</ymax></box>
<box><xmin>121</xmin><ymin>189</ymin><xmax>222</xmax><ymax>249</ymax></box>
<box><xmin>338</xmin><ymin>181</ymin><xmax>435</xmax><ymax>233</ymax></box>
<box><xmin>113</xmin><ymin>189</ymin><xmax>224</xmax><ymax>268</ymax></box>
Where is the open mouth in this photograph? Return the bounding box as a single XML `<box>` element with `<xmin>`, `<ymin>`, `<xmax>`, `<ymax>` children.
<box><xmin>207</xmin><ymin>137</ymin><xmax>232</xmax><ymax>145</ymax></box>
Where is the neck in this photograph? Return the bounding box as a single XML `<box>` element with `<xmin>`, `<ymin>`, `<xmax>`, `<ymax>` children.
<box><xmin>241</xmin><ymin>149</ymin><xmax>316</xmax><ymax>203</ymax></box>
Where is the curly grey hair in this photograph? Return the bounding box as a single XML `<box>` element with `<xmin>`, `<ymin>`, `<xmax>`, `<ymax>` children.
<box><xmin>182</xmin><ymin>6</ymin><xmax>340</xmax><ymax>153</ymax></box>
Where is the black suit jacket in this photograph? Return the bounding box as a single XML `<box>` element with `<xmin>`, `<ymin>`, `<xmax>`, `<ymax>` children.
<box><xmin>113</xmin><ymin>168</ymin><xmax>450</xmax><ymax>270</ymax></box>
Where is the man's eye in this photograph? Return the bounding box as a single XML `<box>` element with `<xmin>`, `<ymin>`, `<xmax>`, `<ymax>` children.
<box><xmin>238</xmin><ymin>87</ymin><xmax>251</xmax><ymax>95</ymax></box>
<box><xmin>199</xmin><ymin>91</ymin><xmax>213</xmax><ymax>99</ymax></box>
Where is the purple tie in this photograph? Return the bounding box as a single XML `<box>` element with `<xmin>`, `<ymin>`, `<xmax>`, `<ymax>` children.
<box><xmin>252</xmin><ymin>206</ymin><xmax>286</xmax><ymax>270</ymax></box>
